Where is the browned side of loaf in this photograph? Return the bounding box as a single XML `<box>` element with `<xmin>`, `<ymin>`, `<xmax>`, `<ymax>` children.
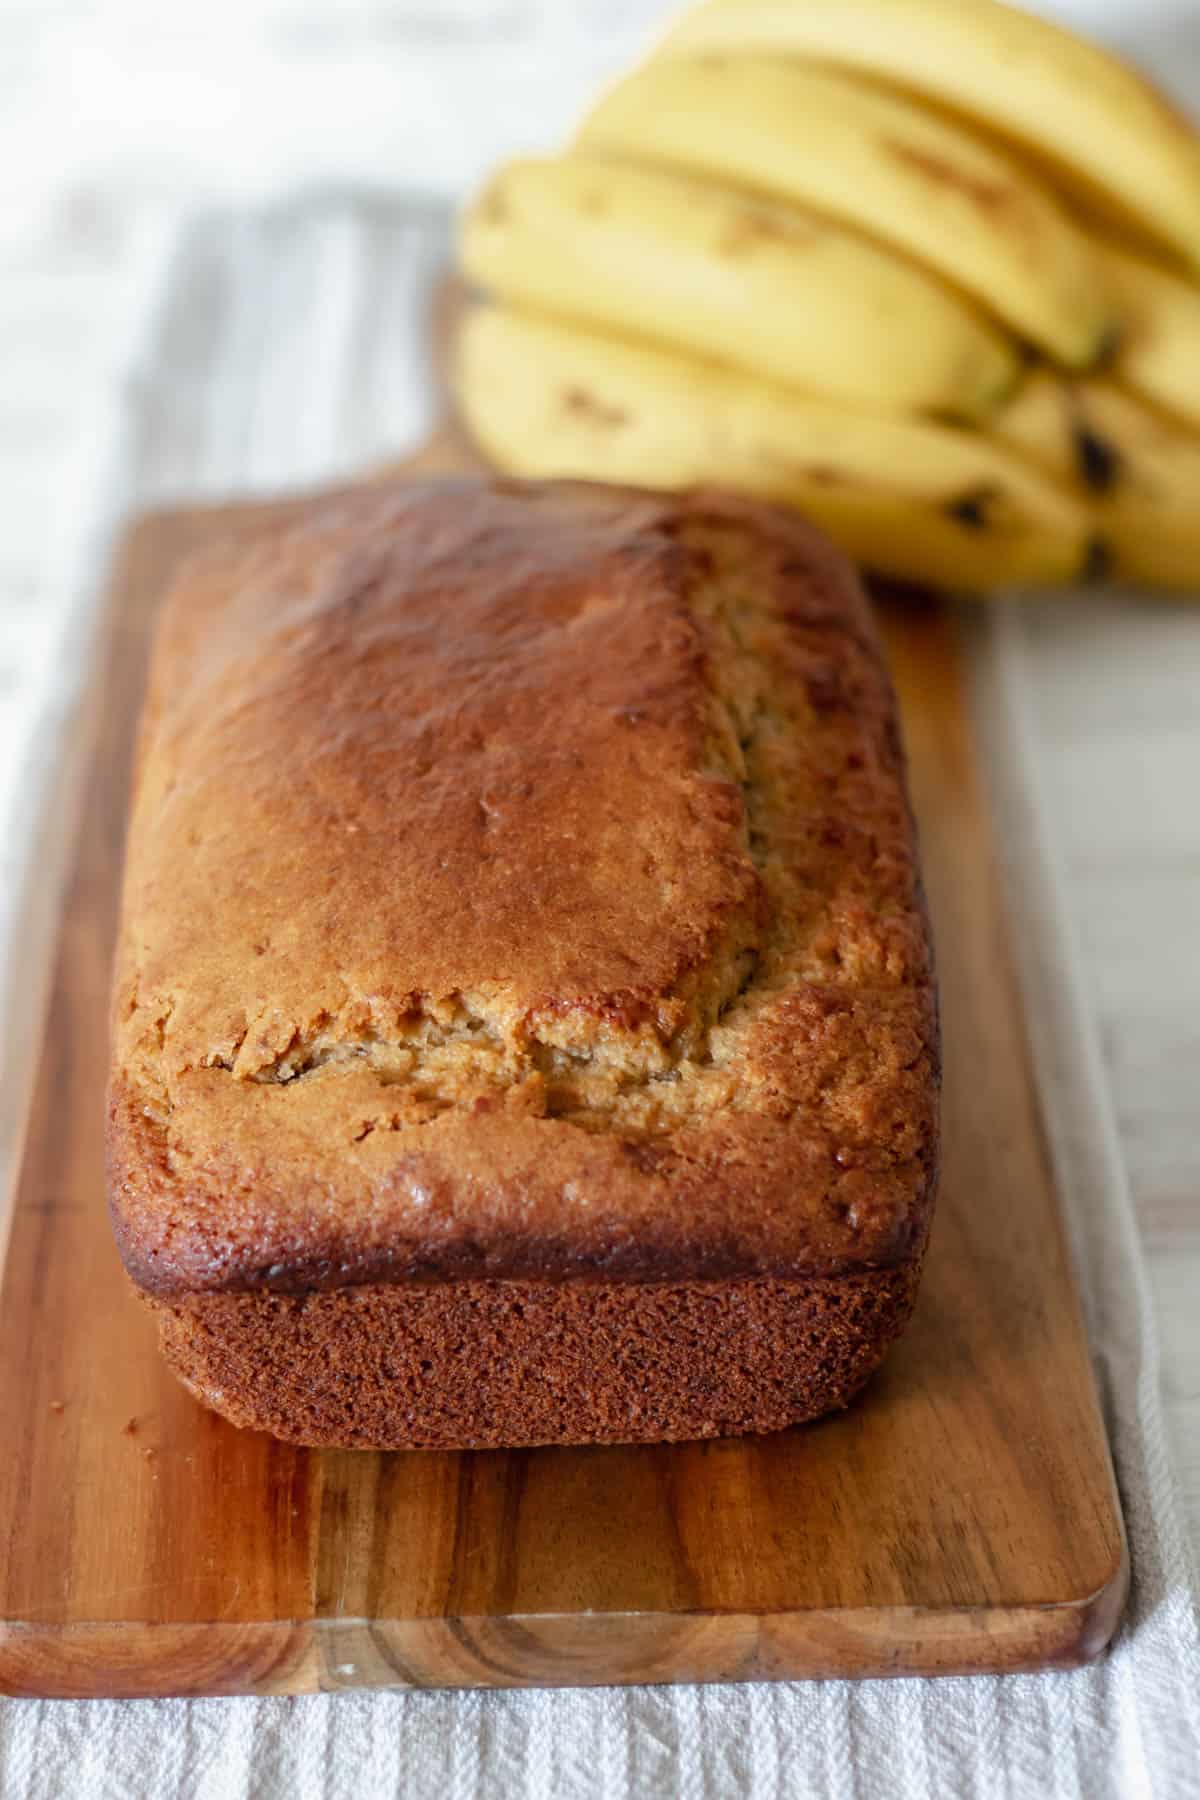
<box><xmin>146</xmin><ymin>1262</ymin><xmax>923</xmax><ymax>1450</ymax></box>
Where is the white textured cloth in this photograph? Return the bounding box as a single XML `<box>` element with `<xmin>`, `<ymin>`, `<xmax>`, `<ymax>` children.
<box><xmin>0</xmin><ymin>194</ymin><xmax>1198</xmax><ymax>1800</ymax></box>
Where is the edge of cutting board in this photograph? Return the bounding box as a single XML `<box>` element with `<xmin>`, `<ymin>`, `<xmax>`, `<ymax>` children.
<box><xmin>0</xmin><ymin>448</ymin><xmax>1127</xmax><ymax>1697</ymax></box>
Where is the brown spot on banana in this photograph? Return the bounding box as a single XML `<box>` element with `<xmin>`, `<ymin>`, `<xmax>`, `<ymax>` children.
<box><xmin>1092</xmin><ymin>321</ymin><xmax>1124</xmax><ymax>367</ymax></box>
<box><xmin>943</xmin><ymin>485</ymin><xmax>1003</xmax><ymax>530</ymax></box>
<box><xmin>1083</xmin><ymin>537</ymin><xmax>1112</xmax><ymax>582</ymax></box>
<box><xmin>1072</xmin><ymin>424</ymin><xmax>1123</xmax><ymax>493</ymax></box>
<box><xmin>561</xmin><ymin>388</ymin><xmax>630</xmax><ymax>428</ymax></box>
<box><xmin>880</xmin><ymin>139</ymin><xmax>1016</xmax><ymax>219</ymax></box>
<box><xmin>717</xmin><ymin>209</ymin><xmax>818</xmax><ymax>257</ymax></box>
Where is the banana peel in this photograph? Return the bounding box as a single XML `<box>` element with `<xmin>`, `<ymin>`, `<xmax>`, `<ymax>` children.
<box><xmin>992</xmin><ymin>369</ymin><xmax>1200</xmax><ymax>591</ymax></box>
<box><xmin>578</xmin><ymin>53</ymin><xmax>1116</xmax><ymax>366</ymax></box>
<box><xmin>455</xmin><ymin>302</ymin><xmax>1097</xmax><ymax>593</ymax></box>
<box><xmin>461</xmin><ymin>154</ymin><xmax>1020</xmax><ymax>421</ymax></box>
<box><xmin>660</xmin><ymin>0</ymin><xmax>1200</xmax><ymax>272</ymax></box>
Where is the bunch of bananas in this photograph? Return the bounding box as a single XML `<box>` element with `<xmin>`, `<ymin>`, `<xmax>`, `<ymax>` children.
<box><xmin>453</xmin><ymin>0</ymin><xmax>1200</xmax><ymax>594</ymax></box>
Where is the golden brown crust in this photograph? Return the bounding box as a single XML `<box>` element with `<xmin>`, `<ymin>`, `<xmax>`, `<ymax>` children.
<box><xmin>108</xmin><ymin>477</ymin><xmax>937</xmax><ymax>1311</ymax></box>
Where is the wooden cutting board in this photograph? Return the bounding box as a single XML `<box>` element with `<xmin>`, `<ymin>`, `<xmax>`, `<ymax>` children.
<box><xmin>0</xmin><ymin>425</ymin><xmax>1127</xmax><ymax>1698</ymax></box>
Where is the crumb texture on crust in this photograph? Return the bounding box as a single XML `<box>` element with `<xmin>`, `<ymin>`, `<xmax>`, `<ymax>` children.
<box><xmin>109</xmin><ymin>477</ymin><xmax>937</xmax><ymax>1296</ymax></box>
<box><xmin>147</xmin><ymin>1264</ymin><xmax>922</xmax><ymax>1450</ymax></box>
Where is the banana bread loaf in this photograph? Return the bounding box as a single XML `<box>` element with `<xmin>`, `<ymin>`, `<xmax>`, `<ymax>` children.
<box><xmin>107</xmin><ymin>476</ymin><xmax>938</xmax><ymax>1449</ymax></box>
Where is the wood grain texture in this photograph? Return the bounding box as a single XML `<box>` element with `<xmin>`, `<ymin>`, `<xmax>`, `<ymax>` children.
<box><xmin>0</xmin><ymin>456</ymin><xmax>1128</xmax><ymax>1698</ymax></box>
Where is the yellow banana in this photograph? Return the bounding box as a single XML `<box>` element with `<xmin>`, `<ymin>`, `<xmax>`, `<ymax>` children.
<box><xmin>659</xmin><ymin>0</ymin><xmax>1200</xmax><ymax>272</ymax></box>
<box><xmin>1091</xmin><ymin>239</ymin><xmax>1200</xmax><ymax>436</ymax></box>
<box><xmin>577</xmin><ymin>56</ymin><xmax>1114</xmax><ymax>368</ymax></box>
<box><xmin>460</xmin><ymin>155</ymin><xmax>1020</xmax><ymax>421</ymax></box>
<box><xmin>454</xmin><ymin>301</ymin><xmax>1095</xmax><ymax>593</ymax></box>
<box><xmin>990</xmin><ymin>366</ymin><xmax>1125</xmax><ymax>492</ymax></box>
<box><xmin>992</xmin><ymin>368</ymin><xmax>1200</xmax><ymax>591</ymax></box>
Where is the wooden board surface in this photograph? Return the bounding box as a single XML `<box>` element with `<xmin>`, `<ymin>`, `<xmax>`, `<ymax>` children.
<box><xmin>0</xmin><ymin>438</ymin><xmax>1127</xmax><ymax>1698</ymax></box>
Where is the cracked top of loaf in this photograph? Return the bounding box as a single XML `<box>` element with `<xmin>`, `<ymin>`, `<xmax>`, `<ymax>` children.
<box><xmin>108</xmin><ymin>477</ymin><xmax>938</xmax><ymax>1296</ymax></box>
